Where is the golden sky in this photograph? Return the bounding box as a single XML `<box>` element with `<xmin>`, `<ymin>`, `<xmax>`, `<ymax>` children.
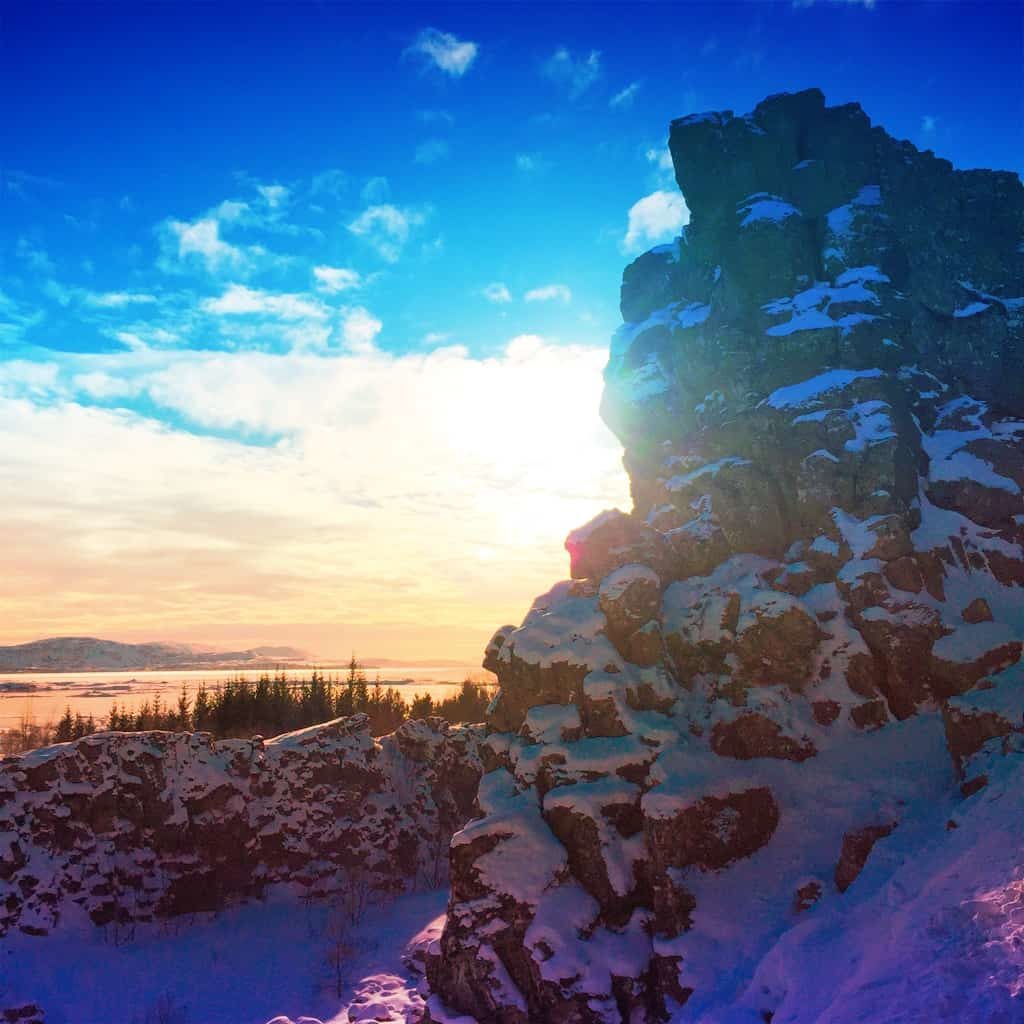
<box><xmin>0</xmin><ymin>336</ymin><xmax>629</xmax><ymax>663</ymax></box>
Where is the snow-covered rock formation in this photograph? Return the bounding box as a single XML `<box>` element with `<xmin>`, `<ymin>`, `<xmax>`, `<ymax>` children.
<box><xmin>427</xmin><ymin>89</ymin><xmax>1024</xmax><ymax>1022</ymax></box>
<box><xmin>0</xmin><ymin>715</ymin><xmax>480</xmax><ymax>937</ymax></box>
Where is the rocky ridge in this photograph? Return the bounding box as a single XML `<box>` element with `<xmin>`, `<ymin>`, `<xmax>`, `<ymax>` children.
<box><xmin>0</xmin><ymin>716</ymin><xmax>481</xmax><ymax>938</ymax></box>
<box><xmin>427</xmin><ymin>89</ymin><xmax>1024</xmax><ymax>1022</ymax></box>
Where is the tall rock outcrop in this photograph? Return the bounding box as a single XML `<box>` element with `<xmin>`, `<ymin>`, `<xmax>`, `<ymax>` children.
<box><xmin>0</xmin><ymin>716</ymin><xmax>481</xmax><ymax>937</ymax></box>
<box><xmin>428</xmin><ymin>90</ymin><xmax>1024</xmax><ymax>1022</ymax></box>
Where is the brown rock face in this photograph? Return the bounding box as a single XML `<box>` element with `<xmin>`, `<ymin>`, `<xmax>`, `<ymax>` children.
<box><xmin>0</xmin><ymin>715</ymin><xmax>481</xmax><ymax>936</ymax></box>
<box><xmin>598</xmin><ymin>564</ymin><xmax>662</xmax><ymax>642</ymax></box>
<box><xmin>565</xmin><ymin>510</ymin><xmax>669</xmax><ymax>581</ymax></box>
<box><xmin>646</xmin><ymin>787</ymin><xmax>780</xmax><ymax>871</ymax></box>
<box><xmin>834</xmin><ymin>822</ymin><xmax>896</xmax><ymax>893</ymax></box>
<box><xmin>962</xmin><ymin>597</ymin><xmax>994</xmax><ymax>624</ymax></box>
<box><xmin>942</xmin><ymin>668</ymin><xmax>1024</xmax><ymax>772</ymax></box>
<box><xmin>710</xmin><ymin>713</ymin><xmax>816</xmax><ymax>762</ymax></box>
<box><xmin>430</xmin><ymin>88</ymin><xmax>1024</xmax><ymax>1023</ymax></box>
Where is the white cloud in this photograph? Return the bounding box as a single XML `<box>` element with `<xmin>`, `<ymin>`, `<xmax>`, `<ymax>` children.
<box><xmin>340</xmin><ymin>306</ymin><xmax>382</xmax><ymax>353</ymax></box>
<box><xmin>166</xmin><ymin>218</ymin><xmax>246</xmax><ymax>272</ymax></box>
<box><xmin>347</xmin><ymin>204</ymin><xmax>426</xmax><ymax>263</ymax></box>
<box><xmin>610</xmin><ymin>82</ymin><xmax>641</xmax><ymax>109</ymax></box>
<box><xmin>0</xmin><ymin>359</ymin><xmax>63</xmax><ymax>398</ymax></box>
<box><xmin>407</xmin><ymin>28</ymin><xmax>478</xmax><ymax>77</ymax></box>
<box><xmin>644</xmin><ymin>145</ymin><xmax>677</xmax><ymax>191</ymax></box>
<box><xmin>0</xmin><ymin>338</ymin><xmax>627</xmax><ymax>654</ymax></box>
<box><xmin>622</xmin><ymin>190</ymin><xmax>690</xmax><ymax>254</ymax></box>
<box><xmin>646</xmin><ymin>147</ymin><xmax>674</xmax><ymax>174</ymax></box>
<box><xmin>257</xmin><ymin>184</ymin><xmax>289</xmax><ymax>208</ymax></box>
<box><xmin>542</xmin><ymin>47</ymin><xmax>601</xmax><ymax>99</ymax></box>
<box><xmin>525</xmin><ymin>283</ymin><xmax>572</xmax><ymax>303</ymax></box>
<box><xmin>313</xmin><ymin>266</ymin><xmax>362</xmax><ymax>293</ymax></box>
<box><xmin>414</xmin><ymin>139</ymin><xmax>450</xmax><ymax>165</ymax></box>
<box><xmin>85</xmin><ymin>291</ymin><xmax>158</xmax><ymax>308</ymax></box>
<box><xmin>483</xmin><ymin>282</ymin><xmax>512</xmax><ymax>304</ymax></box>
<box><xmin>212</xmin><ymin>199</ymin><xmax>249</xmax><ymax>222</ymax></box>
<box><xmin>202</xmin><ymin>284</ymin><xmax>327</xmax><ymax>322</ymax></box>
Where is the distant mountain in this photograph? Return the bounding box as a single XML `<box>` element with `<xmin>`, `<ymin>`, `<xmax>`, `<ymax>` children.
<box><xmin>0</xmin><ymin>637</ymin><xmax>309</xmax><ymax>672</ymax></box>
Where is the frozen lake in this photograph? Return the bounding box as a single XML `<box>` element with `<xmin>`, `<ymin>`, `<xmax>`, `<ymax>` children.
<box><xmin>0</xmin><ymin>664</ymin><xmax>495</xmax><ymax>730</ymax></box>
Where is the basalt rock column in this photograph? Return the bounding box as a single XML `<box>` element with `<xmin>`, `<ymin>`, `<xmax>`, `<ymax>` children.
<box><xmin>428</xmin><ymin>89</ymin><xmax>1024</xmax><ymax>1023</ymax></box>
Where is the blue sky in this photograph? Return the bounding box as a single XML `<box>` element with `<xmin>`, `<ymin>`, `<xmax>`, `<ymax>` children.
<box><xmin>1</xmin><ymin>0</ymin><xmax>1021</xmax><ymax>658</ymax></box>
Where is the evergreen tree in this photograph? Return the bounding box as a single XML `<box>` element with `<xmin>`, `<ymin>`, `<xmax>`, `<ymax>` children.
<box><xmin>409</xmin><ymin>693</ymin><xmax>434</xmax><ymax>719</ymax></box>
<box><xmin>193</xmin><ymin>683</ymin><xmax>212</xmax><ymax>731</ymax></box>
<box><xmin>55</xmin><ymin>706</ymin><xmax>75</xmax><ymax>742</ymax></box>
<box><xmin>175</xmin><ymin>685</ymin><xmax>191</xmax><ymax>730</ymax></box>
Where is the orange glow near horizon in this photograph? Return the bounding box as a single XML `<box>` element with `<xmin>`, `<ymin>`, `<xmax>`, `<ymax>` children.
<box><xmin>0</xmin><ymin>337</ymin><xmax>630</xmax><ymax>662</ymax></box>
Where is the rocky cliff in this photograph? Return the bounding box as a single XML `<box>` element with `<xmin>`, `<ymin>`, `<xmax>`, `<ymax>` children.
<box><xmin>427</xmin><ymin>89</ymin><xmax>1024</xmax><ymax>1022</ymax></box>
<box><xmin>0</xmin><ymin>715</ymin><xmax>480</xmax><ymax>938</ymax></box>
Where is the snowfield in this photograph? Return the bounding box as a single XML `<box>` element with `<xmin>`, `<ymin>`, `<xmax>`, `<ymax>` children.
<box><xmin>5</xmin><ymin>737</ymin><xmax>1021</xmax><ymax>1024</ymax></box>
<box><xmin>1</xmin><ymin>886</ymin><xmax>446</xmax><ymax>1024</ymax></box>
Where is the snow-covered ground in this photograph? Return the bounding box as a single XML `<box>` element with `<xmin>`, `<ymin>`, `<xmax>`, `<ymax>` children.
<box><xmin>4</xmin><ymin>740</ymin><xmax>1023</xmax><ymax>1024</ymax></box>
<box><xmin>8</xmin><ymin>737</ymin><xmax>1024</xmax><ymax>1024</ymax></box>
<box><xmin>698</xmin><ymin>738</ymin><xmax>1024</xmax><ymax>1024</ymax></box>
<box><xmin>1</xmin><ymin>886</ymin><xmax>446</xmax><ymax>1024</ymax></box>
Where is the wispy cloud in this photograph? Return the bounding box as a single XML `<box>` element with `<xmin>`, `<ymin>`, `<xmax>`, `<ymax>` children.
<box><xmin>4</xmin><ymin>169</ymin><xmax>58</xmax><ymax>198</ymax></box>
<box><xmin>340</xmin><ymin>306</ymin><xmax>382</xmax><ymax>353</ymax></box>
<box><xmin>515</xmin><ymin>153</ymin><xmax>548</xmax><ymax>174</ymax></box>
<box><xmin>921</xmin><ymin>114</ymin><xmax>937</xmax><ymax>134</ymax></box>
<box><xmin>646</xmin><ymin>147</ymin><xmax>674</xmax><ymax>175</ymax></box>
<box><xmin>257</xmin><ymin>183</ymin><xmax>289</xmax><ymax>208</ymax></box>
<box><xmin>610</xmin><ymin>82</ymin><xmax>641</xmax><ymax>109</ymax></box>
<box><xmin>309</xmin><ymin>168</ymin><xmax>348</xmax><ymax>198</ymax></box>
<box><xmin>644</xmin><ymin>145</ymin><xmax>677</xmax><ymax>192</ymax></box>
<box><xmin>164</xmin><ymin>217</ymin><xmax>247</xmax><ymax>273</ymax></box>
<box><xmin>347</xmin><ymin>203</ymin><xmax>427</xmax><ymax>263</ymax></box>
<box><xmin>313</xmin><ymin>266</ymin><xmax>362</xmax><ymax>293</ymax></box>
<box><xmin>482</xmin><ymin>282</ymin><xmax>512</xmax><ymax>304</ymax></box>
<box><xmin>84</xmin><ymin>292</ymin><xmax>159</xmax><ymax>308</ymax></box>
<box><xmin>360</xmin><ymin>176</ymin><xmax>390</xmax><ymax>204</ymax></box>
<box><xmin>542</xmin><ymin>47</ymin><xmax>601</xmax><ymax>99</ymax></box>
<box><xmin>407</xmin><ymin>28</ymin><xmax>478</xmax><ymax>77</ymax></box>
<box><xmin>414</xmin><ymin>138</ymin><xmax>450</xmax><ymax>165</ymax></box>
<box><xmin>15</xmin><ymin>238</ymin><xmax>56</xmax><ymax>275</ymax></box>
<box><xmin>622</xmin><ymin>190</ymin><xmax>690</xmax><ymax>254</ymax></box>
<box><xmin>202</xmin><ymin>284</ymin><xmax>327</xmax><ymax>321</ymax></box>
<box><xmin>524</xmin><ymin>283</ymin><xmax>572</xmax><ymax>303</ymax></box>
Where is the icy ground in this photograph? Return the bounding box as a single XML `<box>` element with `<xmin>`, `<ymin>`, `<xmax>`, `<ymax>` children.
<box><xmin>1</xmin><ymin>886</ymin><xmax>446</xmax><ymax>1024</ymax></box>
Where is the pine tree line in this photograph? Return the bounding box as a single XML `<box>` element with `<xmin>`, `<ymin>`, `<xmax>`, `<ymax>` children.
<box><xmin>47</xmin><ymin>657</ymin><xmax>492</xmax><ymax>745</ymax></box>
